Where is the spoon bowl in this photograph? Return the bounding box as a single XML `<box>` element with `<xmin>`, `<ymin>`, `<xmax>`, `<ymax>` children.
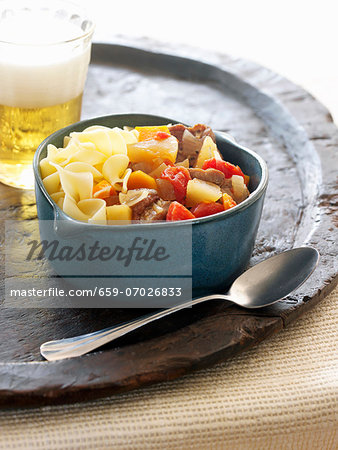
<box><xmin>228</xmin><ymin>247</ymin><xmax>320</xmax><ymax>308</ymax></box>
<box><xmin>40</xmin><ymin>247</ymin><xmax>319</xmax><ymax>361</ymax></box>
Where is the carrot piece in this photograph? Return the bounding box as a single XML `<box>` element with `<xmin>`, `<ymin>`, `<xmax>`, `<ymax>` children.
<box><xmin>222</xmin><ymin>193</ymin><xmax>237</xmax><ymax>210</ymax></box>
<box><xmin>93</xmin><ymin>180</ymin><xmax>115</xmax><ymax>199</ymax></box>
<box><xmin>135</xmin><ymin>126</ymin><xmax>170</xmax><ymax>141</ymax></box>
<box><xmin>127</xmin><ymin>170</ymin><xmax>158</xmax><ymax>190</ymax></box>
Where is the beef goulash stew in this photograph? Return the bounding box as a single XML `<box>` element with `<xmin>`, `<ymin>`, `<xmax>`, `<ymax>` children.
<box><xmin>41</xmin><ymin>124</ymin><xmax>250</xmax><ymax>223</ymax></box>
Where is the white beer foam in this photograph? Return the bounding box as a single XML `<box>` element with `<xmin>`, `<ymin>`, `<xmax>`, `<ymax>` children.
<box><xmin>0</xmin><ymin>14</ymin><xmax>91</xmax><ymax>108</ymax></box>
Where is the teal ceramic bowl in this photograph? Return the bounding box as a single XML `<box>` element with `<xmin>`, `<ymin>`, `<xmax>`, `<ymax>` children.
<box><xmin>33</xmin><ymin>113</ymin><xmax>268</xmax><ymax>297</ymax></box>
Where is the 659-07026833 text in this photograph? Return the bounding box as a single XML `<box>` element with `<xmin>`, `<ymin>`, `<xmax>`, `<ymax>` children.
<box><xmin>9</xmin><ymin>286</ymin><xmax>183</xmax><ymax>298</ymax></box>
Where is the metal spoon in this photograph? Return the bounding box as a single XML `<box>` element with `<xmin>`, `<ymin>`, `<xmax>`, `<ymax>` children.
<box><xmin>40</xmin><ymin>247</ymin><xmax>319</xmax><ymax>361</ymax></box>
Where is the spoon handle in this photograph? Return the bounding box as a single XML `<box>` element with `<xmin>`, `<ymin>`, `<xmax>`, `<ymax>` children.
<box><xmin>40</xmin><ymin>294</ymin><xmax>228</xmax><ymax>361</ymax></box>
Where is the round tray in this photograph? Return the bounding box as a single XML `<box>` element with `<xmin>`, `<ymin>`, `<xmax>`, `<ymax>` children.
<box><xmin>0</xmin><ymin>41</ymin><xmax>337</xmax><ymax>407</ymax></box>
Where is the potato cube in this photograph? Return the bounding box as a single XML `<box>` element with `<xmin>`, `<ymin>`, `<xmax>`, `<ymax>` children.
<box><xmin>195</xmin><ymin>136</ymin><xmax>222</xmax><ymax>168</ymax></box>
<box><xmin>175</xmin><ymin>158</ymin><xmax>190</xmax><ymax>168</ymax></box>
<box><xmin>149</xmin><ymin>162</ymin><xmax>169</xmax><ymax>178</ymax></box>
<box><xmin>127</xmin><ymin>136</ymin><xmax>178</xmax><ymax>164</ymax></box>
<box><xmin>231</xmin><ymin>175</ymin><xmax>249</xmax><ymax>204</ymax></box>
<box><xmin>106</xmin><ymin>204</ymin><xmax>132</xmax><ymax>223</ymax></box>
<box><xmin>185</xmin><ymin>178</ymin><xmax>222</xmax><ymax>207</ymax></box>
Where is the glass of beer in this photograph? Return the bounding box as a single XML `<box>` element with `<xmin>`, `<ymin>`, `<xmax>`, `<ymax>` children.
<box><xmin>0</xmin><ymin>0</ymin><xmax>94</xmax><ymax>189</ymax></box>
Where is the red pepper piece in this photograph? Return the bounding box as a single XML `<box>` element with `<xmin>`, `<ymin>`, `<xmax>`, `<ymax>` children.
<box><xmin>154</xmin><ymin>131</ymin><xmax>171</xmax><ymax>140</ymax></box>
<box><xmin>190</xmin><ymin>201</ymin><xmax>224</xmax><ymax>218</ymax></box>
<box><xmin>202</xmin><ymin>157</ymin><xmax>246</xmax><ymax>183</ymax></box>
<box><xmin>160</xmin><ymin>166</ymin><xmax>191</xmax><ymax>203</ymax></box>
<box><xmin>166</xmin><ymin>201</ymin><xmax>196</xmax><ymax>221</ymax></box>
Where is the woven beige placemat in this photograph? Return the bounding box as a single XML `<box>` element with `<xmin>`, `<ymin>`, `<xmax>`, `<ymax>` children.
<box><xmin>0</xmin><ymin>288</ymin><xmax>337</xmax><ymax>450</ymax></box>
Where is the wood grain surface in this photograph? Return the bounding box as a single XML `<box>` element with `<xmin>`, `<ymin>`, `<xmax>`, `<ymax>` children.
<box><xmin>0</xmin><ymin>42</ymin><xmax>337</xmax><ymax>407</ymax></box>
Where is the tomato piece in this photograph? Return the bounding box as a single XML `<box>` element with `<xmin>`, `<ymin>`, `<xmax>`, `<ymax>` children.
<box><xmin>166</xmin><ymin>202</ymin><xmax>195</xmax><ymax>221</ymax></box>
<box><xmin>160</xmin><ymin>166</ymin><xmax>191</xmax><ymax>203</ymax></box>
<box><xmin>202</xmin><ymin>157</ymin><xmax>246</xmax><ymax>183</ymax></box>
<box><xmin>191</xmin><ymin>201</ymin><xmax>224</xmax><ymax>218</ymax></box>
<box><xmin>162</xmin><ymin>158</ymin><xmax>175</xmax><ymax>166</ymax></box>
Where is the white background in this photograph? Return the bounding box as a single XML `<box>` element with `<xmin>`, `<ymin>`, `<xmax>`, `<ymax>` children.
<box><xmin>81</xmin><ymin>0</ymin><xmax>338</xmax><ymax>122</ymax></box>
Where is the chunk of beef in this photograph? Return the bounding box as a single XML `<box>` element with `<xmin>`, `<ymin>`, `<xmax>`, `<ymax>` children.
<box><xmin>188</xmin><ymin>168</ymin><xmax>225</xmax><ymax>186</ymax></box>
<box><xmin>129</xmin><ymin>161</ymin><xmax>153</xmax><ymax>174</ymax></box>
<box><xmin>168</xmin><ymin>124</ymin><xmax>186</xmax><ymax>150</ymax></box>
<box><xmin>131</xmin><ymin>189</ymin><xmax>159</xmax><ymax>220</ymax></box>
<box><xmin>220</xmin><ymin>178</ymin><xmax>233</xmax><ymax>197</ymax></box>
<box><xmin>169</xmin><ymin>123</ymin><xmax>216</xmax><ymax>165</ymax></box>
<box><xmin>189</xmin><ymin>123</ymin><xmax>216</xmax><ymax>141</ymax></box>
<box><xmin>156</xmin><ymin>178</ymin><xmax>176</xmax><ymax>200</ymax></box>
<box><xmin>139</xmin><ymin>199</ymin><xmax>171</xmax><ymax>222</ymax></box>
<box><xmin>105</xmin><ymin>194</ymin><xmax>120</xmax><ymax>206</ymax></box>
<box><xmin>179</xmin><ymin>130</ymin><xmax>203</xmax><ymax>166</ymax></box>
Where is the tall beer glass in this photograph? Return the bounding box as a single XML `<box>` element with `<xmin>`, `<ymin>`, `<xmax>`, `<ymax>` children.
<box><xmin>0</xmin><ymin>0</ymin><xmax>94</xmax><ymax>189</ymax></box>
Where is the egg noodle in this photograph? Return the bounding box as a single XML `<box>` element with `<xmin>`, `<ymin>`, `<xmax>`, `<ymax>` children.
<box><xmin>41</xmin><ymin>125</ymin><xmax>141</xmax><ymax>224</ymax></box>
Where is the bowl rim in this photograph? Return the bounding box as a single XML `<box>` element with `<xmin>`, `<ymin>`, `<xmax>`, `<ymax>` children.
<box><xmin>33</xmin><ymin>112</ymin><xmax>269</xmax><ymax>229</ymax></box>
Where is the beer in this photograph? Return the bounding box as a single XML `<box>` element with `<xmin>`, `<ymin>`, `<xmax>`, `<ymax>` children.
<box><xmin>0</xmin><ymin>1</ymin><xmax>94</xmax><ymax>189</ymax></box>
<box><xmin>0</xmin><ymin>95</ymin><xmax>83</xmax><ymax>189</ymax></box>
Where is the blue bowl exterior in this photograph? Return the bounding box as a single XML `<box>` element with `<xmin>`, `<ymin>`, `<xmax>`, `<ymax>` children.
<box><xmin>35</xmin><ymin>180</ymin><xmax>55</xmax><ymax>221</ymax></box>
<box><xmin>33</xmin><ymin>113</ymin><xmax>268</xmax><ymax>295</ymax></box>
<box><xmin>192</xmin><ymin>192</ymin><xmax>265</xmax><ymax>294</ymax></box>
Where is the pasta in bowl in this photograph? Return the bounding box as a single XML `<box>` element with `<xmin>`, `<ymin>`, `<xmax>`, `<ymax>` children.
<box><xmin>33</xmin><ymin>113</ymin><xmax>268</xmax><ymax>293</ymax></box>
<box><xmin>39</xmin><ymin>120</ymin><xmax>252</xmax><ymax>224</ymax></box>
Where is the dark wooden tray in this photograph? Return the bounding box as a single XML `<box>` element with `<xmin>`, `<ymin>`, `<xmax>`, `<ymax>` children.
<box><xmin>0</xmin><ymin>41</ymin><xmax>337</xmax><ymax>407</ymax></box>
